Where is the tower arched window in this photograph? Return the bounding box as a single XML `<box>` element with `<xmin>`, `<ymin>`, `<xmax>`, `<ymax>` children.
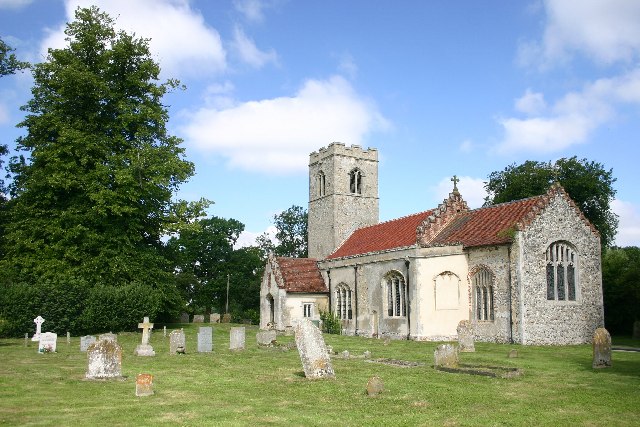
<box><xmin>473</xmin><ymin>268</ymin><xmax>494</xmax><ymax>321</ymax></box>
<box><xmin>349</xmin><ymin>169</ymin><xmax>362</xmax><ymax>195</ymax></box>
<box><xmin>385</xmin><ymin>271</ymin><xmax>406</xmax><ymax>317</ymax></box>
<box><xmin>546</xmin><ymin>241</ymin><xmax>577</xmax><ymax>301</ymax></box>
<box><xmin>335</xmin><ymin>283</ymin><xmax>352</xmax><ymax>320</ymax></box>
<box><xmin>317</xmin><ymin>171</ymin><xmax>326</xmax><ymax>197</ymax></box>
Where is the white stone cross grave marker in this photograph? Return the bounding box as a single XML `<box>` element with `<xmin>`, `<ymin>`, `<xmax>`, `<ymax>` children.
<box><xmin>134</xmin><ymin>316</ymin><xmax>156</xmax><ymax>356</ymax></box>
<box><xmin>32</xmin><ymin>316</ymin><xmax>44</xmax><ymax>341</ymax></box>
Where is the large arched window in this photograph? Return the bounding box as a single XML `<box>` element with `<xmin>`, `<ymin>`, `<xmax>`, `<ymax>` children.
<box><xmin>546</xmin><ymin>241</ymin><xmax>577</xmax><ymax>301</ymax></box>
<box><xmin>335</xmin><ymin>283</ymin><xmax>352</xmax><ymax>320</ymax></box>
<box><xmin>317</xmin><ymin>171</ymin><xmax>326</xmax><ymax>197</ymax></box>
<box><xmin>385</xmin><ymin>271</ymin><xmax>406</xmax><ymax>317</ymax></box>
<box><xmin>472</xmin><ymin>268</ymin><xmax>494</xmax><ymax>321</ymax></box>
<box><xmin>349</xmin><ymin>169</ymin><xmax>362</xmax><ymax>195</ymax></box>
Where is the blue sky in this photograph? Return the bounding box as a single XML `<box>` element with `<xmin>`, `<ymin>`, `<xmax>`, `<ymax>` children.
<box><xmin>1</xmin><ymin>0</ymin><xmax>639</xmax><ymax>247</ymax></box>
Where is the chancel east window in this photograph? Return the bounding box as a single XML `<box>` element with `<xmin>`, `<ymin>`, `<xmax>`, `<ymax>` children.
<box><xmin>349</xmin><ymin>169</ymin><xmax>362</xmax><ymax>195</ymax></box>
<box><xmin>335</xmin><ymin>283</ymin><xmax>353</xmax><ymax>320</ymax></box>
<box><xmin>385</xmin><ymin>272</ymin><xmax>407</xmax><ymax>317</ymax></box>
<box><xmin>473</xmin><ymin>268</ymin><xmax>494</xmax><ymax>321</ymax></box>
<box><xmin>546</xmin><ymin>242</ymin><xmax>577</xmax><ymax>301</ymax></box>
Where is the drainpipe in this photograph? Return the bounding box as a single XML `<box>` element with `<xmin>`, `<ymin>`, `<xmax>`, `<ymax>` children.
<box><xmin>327</xmin><ymin>269</ymin><xmax>332</xmax><ymax>314</ymax></box>
<box><xmin>405</xmin><ymin>257</ymin><xmax>411</xmax><ymax>340</ymax></box>
<box><xmin>354</xmin><ymin>264</ymin><xmax>359</xmax><ymax>336</ymax></box>
<box><xmin>507</xmin><ymin>246</ymin><xmax>514</xmax><ymax>344</ymax></box>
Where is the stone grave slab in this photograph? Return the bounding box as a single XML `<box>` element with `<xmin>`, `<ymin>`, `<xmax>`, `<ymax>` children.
<box><xmin>169</xmin><ymin>329</ymin><xmax>186</xmax><ymax>355</ymax></box>
<box><xmin>179</xmin><ymin>313</ymin><xmax>189</xmax><ymax>323</ymax></box>
<box><xmin>294</xmin><ymin>319</ymin><xmax>335</xmax><ymax>379</ymax></box>
<box><xmin>366</xmin><ymin>376</ymin><xmax>384</xmax><ymax>397</ymax></box>
<box><xmin>457</xmin><ymin>320</ymin><xmax>475</xmax><ymax>352</ymax></box>
<box><xmin>197</xmin><ymin>327</ymin><xmax>213</xmax><ymax>353</ymax></box>
<box><xmin>135</xmin><ymin>373</ymin><xmax>154</xmax><ymax>397</ymax></box>
<box><xmin>80</xmin><ymin>335</ymin><xmax>97</xmax><ymax>352</ymax></box>
<box><xmin>256</xmin><ymin>330</ymin><xmax>277</xmax><ymax>346</ymax></box>
<box><xmin>210</xmin><ymin>313</ymin><xmax>220</xmax><ymax>323</ymax></box>
<box><xmin>193</xmin><ymin>315</ymin><xmax>205</xmax><ymax>323</ymax></box>
<box><xmin>229</xmin><ymin>327</ymin><xmax>245</xmax><ymax>350</ymax></box>
<box><xmin>434</xmin><ymin>344</ymin><xmax>459</xmax><ymax>368</ymax></box>
<box><xmin>593</xmin><ymin>327</ymin><xmax>612</xmax><ymax>368</ymax></box>
<box><xmin>86</xmin><ymin>339</ymin><xmax>122</xmax><ymax>379</ymax></box>
<box><xmin>38</xmin><ymin>332</ymin><xmax>57</xmax><ymax>353</ymax></box>
<box><xmin>221</xmin><ymin>313</ymin><xmax>232</xmax><ymax>323</ymax></box>
<box><xmin>99</xmin><ymin>332</ymin><xmax>117</xmax><ymax>342</ymax></box>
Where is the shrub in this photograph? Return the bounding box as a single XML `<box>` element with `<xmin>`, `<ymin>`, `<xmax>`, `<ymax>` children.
<box><xmin>320</xmin><ymin>310</ymin><xmax>342</xmax><ymax>334</ymax></box>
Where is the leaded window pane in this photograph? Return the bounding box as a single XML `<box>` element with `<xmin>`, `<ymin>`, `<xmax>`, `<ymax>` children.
<box><xmin>546</xmin><ymin>263</ymin><xmax>555</xmax><ymax>300</ymax></box>
<box><xmin>567</xmin><ymin>264</ymin><xmax>576</xmax><ymax>301</ymax></box>
<box><xmin>557</xmin><ymin>264</ymin><xmax>565</xmax><ymax>300</ymax></box>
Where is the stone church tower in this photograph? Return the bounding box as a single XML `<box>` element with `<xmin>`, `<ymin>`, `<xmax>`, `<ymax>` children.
<box><xmin>308</xmin><ymin>143</ymin><xmax>379</xmax><ymax>259</ymax></box>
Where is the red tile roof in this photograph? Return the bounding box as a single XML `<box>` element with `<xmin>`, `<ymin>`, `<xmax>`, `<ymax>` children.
<box><xmin>276</xmin><ymin>257</ymin><xmax>328</xmax><ymax>293</ymax></box>
<box><xmin>327</xmin><ymin>211</ymin><xmax>434</xmax><ymax>259</ymax></box>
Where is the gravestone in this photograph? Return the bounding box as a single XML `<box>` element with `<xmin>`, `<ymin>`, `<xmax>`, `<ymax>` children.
<box><xmin>80</xmin><ymin>335</ymin><xmax>97</xmax><ymax>352</ymax></box>
<box><xmin>222</xmin><ymin>313</ymin><xmax>232</xmax><ymax>323</ymax></box>
<box><xmin>341</xmin><ymin>350</ymin><xmax>350</xmax><ymax>359</ymax></box>
<box><xmin>99</xmin><ymin>332</ymin><xmax>117</xmax><ymax>342</ymax></box>
<box><xmin>134</xmin><ymin>317</ymin><xmax>155</xmax><ymax>356</ymax></box>
<box><xmin>592</xmin><ymin>327</ymin><xmax>612</xmax><ymax>369</ymax></box>
<box><xmin>366</xmin><ymin>376</ymin><xmax>384</xmax><ymax>397</ymax></box>
<box><xmin>210</xmin><ymin>313</ymin><xmax>221</xmax><ymax>323</ymax></box>
<box><xmin>434</xmin><ymin>344</ymin><xmax>459</xmax><ymax>368</ymax></box>
<box><xmin>32</xmin><ymin>315</ymin><xmax>44</xmax><ymax>341</ymax></box>
<box><xmin>163</xmin><ymin>326</ymin><xmax>167</xmax><ymax>337</ymax></box>
<box><xmin>179</xmin><ymin>313</ymin><xmax>189</xmax><ymax>323</ymax></box>
<box><xmin>66</xmin><ymin>331</ymin><xmax>71</xmax><ymax>345</ymax></box>
<box><xmin>294</xmin><ymin>319</ymin><xmax>335</xmax><ymax>379</ymax></box>
<box><xmin>86</xmin><ymin>339</ymin><xmax>122</xmax><ymax>379</ymax></box>
<box><xmin>284</xmin><ymin>326</ymin><xmax>294</xmax><ymax>336</ymax></box>
<box><xmin>38</xmin><ymin>332</ymin><xmax>57</xmax><ymax>353</ymax></box>
<box><xmin>197</xmin><ymin>327</ymin><xmax>213</xmax><ymax>353</ymax></box>
<box><xmin>135</xmin><ymin>373</ymin><xmax>154</xmax><ymax>397</ymax></box>
<box><xmin>457</xmin><ymin>320</ymin><xmax>475</xmax><ymax>352</ymax></box>
<box><xmin>229</xmin><ymin>327</ymin><xmax>246</xmax><ymax>350</ymax></box>
<box><xmin>633</xmin><ymin>320</ymin><xmax>640</xmax><ymax>340</ymax></box>
<box><xmin>508</xmin><ymin>349</ymin><xmax>519</xmax><ymax>358</ymax></box>
<box><xmin>193</xmin><ymin>315</ymin><xmax>205</xmax><ymax>323</ymax></box>
<box><xmin>363</xmin><ymin>350</ymin><xmax>372</xmax><ymax>359</ymax></box>
<box><xmin>24</xmin><ymin>333</ymin><xmax>28</xmax><ymax>347</ymax></box>
<box><xmin>256</xmin><ymin>330</ymin><xmax>277</xmax><ymax>346</ymax></box>
<box><xmin>169</xmin><ymin>329</ymin><xmax>186</xmax><ymax>355</ymax></box>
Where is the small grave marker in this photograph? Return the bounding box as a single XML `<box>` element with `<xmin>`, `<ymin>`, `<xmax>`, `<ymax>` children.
<box><xmin>229</xmin><ymin>327</ymin><xmax>245</xmax><ymax>350</ymax></box>
<box><xmin>366</xmin><ymin>376</ymin><xmax>384</xmax><ymax>397</ymax></box>
<box><xmin>135</xmin><ymin>373</ymin><xmax>154</xmax><ymax>397</ymax></box>
<box><xmin>222</xmin><ymin>313</ymin><xmax>232</xmax><ymax>323</ymax></box>
<box><xmin>24</xmin><ymin>333</ymin><xmax>28</xmax><ymax>347</ymax></box>
<box><xmin>38</xmin><ymin>332</ymin><xmax>57</xmax><ymax>353</ymax></box>
<box><xmin>169</xmin><ymin>329</ymin><xmax>186</xmax><ymax>355</ymax></box>
<box><xmin>508</xmin><ymin>349</ymin><xmax>518</xmax><ymax>358</ymax></box>
<box><xmin>592</xmin><ymin>327</ymin><xmax>612</xmax><ymax>368</ymax></box>
<box><xmin>80</xmin><ymin>335</ymin><xmax>96</xmax><ymax>352</ymax></box>
<box><xmin>86</xmin><ymin>339</ymin><xmax>122</xmax><ymax>379</ymax></box>
<box><xmin>197</xmin><ymin>327</ymin><xmax>213</xmax><ymax>353</ymax></box>
<box><xmin>66</xmin><ymin>331</ymin><xmax>71</xmax><ymax>345</ymax></box>
<box><xmin>434</xmin><ymin>344</ymin><xmax>459</xmax><ymax>368</ymax></box>
<box><xmin>163</xmin><ymin>326</ymin><xmax>166</xmax><ymax>337</ymax></box>
<box><xmin>179</xmin><ymin>313</ymin><xmax>189</xmax><ymax>323</ymax></box>
<box><xmin>294</xmin><ymin>319</ymin><xmax>335</xmax><ymax>379</ymax></box>
<box><xmin>256</xmin><ymin>330</ymin><xmax>277</xmax><ymax>346</ymax></box>
<box><xmin>98</xmin><ymin>332</ymin><xmax>117</xmax><ymax>342</ymax></box>
<box><xmin>32</xmin><ymin>316</ymin><xmax>44</xmax><ymax>341</ymax></box>
<box><xmin>210</xmin><ymin>313</ymin><xmax>220</xmax><ymax>323</ymax></box>
<box><xmin>193</xmin><ymin>315</ymin><xmax>205</xmax><ymax>323</ymax></box>
<box><xmin>457</xmin><ymin>320</ymin><xmax>475</xmax><ymax>352</ymax></box>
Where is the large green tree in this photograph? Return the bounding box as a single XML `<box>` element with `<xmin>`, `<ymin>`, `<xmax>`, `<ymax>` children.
<box><xmin>484</xmin><ymin>157</ymin><xmax>618</xmax><ymax>248</ymax></box>
<box><xmin>602</xmin><ymin>246</ymin><xmax>640</xmax><ymax>335</ymax></box>
<box><xmin>0</xmin><ymin>7</ymin><xmax>197</xmax><ymax>332</ymax></box>
<box><xmin>257</xmin><ymin>205</ymin><xmax>308</xmax><ymax>258</ymax></box>
<box><xmin>0</xmin><ymin>38</ymin><xmax>29</xmax><ymax>77</ymax></box>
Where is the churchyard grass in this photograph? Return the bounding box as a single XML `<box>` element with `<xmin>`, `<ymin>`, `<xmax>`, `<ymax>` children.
<box><xmin>0</xmin><ymin>324</ymin><xmax>638</xmax><ymax>426</ymax></box>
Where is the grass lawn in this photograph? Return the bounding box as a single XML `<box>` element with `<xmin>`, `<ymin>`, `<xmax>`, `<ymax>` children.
<box><xmin>0</xmin><ymin>323</ymin><xmax>638</xmax><ymax>426</ymax></box>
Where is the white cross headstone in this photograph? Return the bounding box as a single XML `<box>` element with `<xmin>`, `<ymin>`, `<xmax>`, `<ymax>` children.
<box><xmin>134</xmin><ymin>316</ymin><xmax>155</xmax><ymax>356</ymax></box>
<box><xmin>32</xmin><ymin>316</ymin><xmax>44</xmax><ymax>341</ymax></box>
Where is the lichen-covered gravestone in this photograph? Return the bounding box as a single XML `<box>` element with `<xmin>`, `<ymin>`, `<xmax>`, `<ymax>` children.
<box><xmin>457</xmin><ymin>320</ymin><xmax>475</xmax><ymax>352</ymax></box>
<box><xmin>135</xmin><ymin>373</ymin><xmax>154</xmax><ymax>397</ymax></box>
<box><xmin>434</xmin><ymin>344</ymin><xmax>459</xmax><ymax>368</ymax></box>
<box><xmin>256</xmin><ymin>330</ymin><xmax>277</xmax><ymax>346</ymax></box>
<box><xmin>169</xmin><ymin>329</ymin><xmax>186</xmax><ymax>355</ymax></box>
<box><xmin>294</xmin><ymin>319</ymin><xmax>335</xmax><ymax>379</ymax></box>
<box><xmin>38</xmin><ymin>332</ymin><xmax>57</xmax><ymax>353</ymax></box>
<box><xmin>366</xmin><ymin>376</ymin><xmax>384</xmax><ymax>397</ymax></box>
<box><xmin>80</xmin><ymin>335</ymin><xmax>96</xmax><ymax>352</ymax></box>
<box><xmin>86</xmin><ymin>339</ymin><xmax>122</xmax><ymax>379</ymax></box>
<box><xmin>193</xmin><ymin>315</ymin><xmax>205</xmax><ymax>323</ymax></box>
<box><xmin>229</xmin><ymin>327</ymin><xmax>246</xmax><ymax>350</ymax></box>
<box><xmin>197</xmin><ymin>327</ymin><xmax>213</xmax><ymax>353</ymax></box>
<box><xmin>592</xmin><ymin>327</ymin><xmax>612</xmax><ymax>369</ymax></box>
<box><xmin>210</xmin><ymin>313</ymin><xmax>221</xmax><ymax>323</ymax></box>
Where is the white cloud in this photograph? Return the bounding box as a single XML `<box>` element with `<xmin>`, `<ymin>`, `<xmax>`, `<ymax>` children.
<box><xmin>515</xmin><ymin>89</ymin><xmax>547</xmax><ymax>115</ymax></box>
<box><xmin>231</xmin><ymin>25</ymin><xmax>277</xmax><ymax>68</ymax></box>
<box><xmin>435</xmin><ymin>176</ymin><xmax>486</xmax><ymax>209</ymax></box>
<box><xmin>233</xmin><ymin>0</ymin><xmax>266</xmax><ymax>23</ymax></box>
<box><xmin>40</xmin><ymin>0</ymin><xmax>226</xmax><ymax>77</ymax></box>
<box><xmin>0</xmin><ymin>0</ymin><xmax>32</xmax><ymax>9</ymax></box>
<box><xmin>234</xmin><ymin>226</ymin><xmax>276</xmax><ymax>249</ymax></box>
<box><xmin>459</xmin><ymin>139</ymin><xmax>473</xmax><ymax>153</ymax></box>
<box><xmin>182</xmin><ymin>75</ymin><xmax>389</xmax><ymax>174</ymax></box>
<box><xmin>612</xmin><ymin>199</ymin><xmax>640</xmax><ymax>247</ymax></box>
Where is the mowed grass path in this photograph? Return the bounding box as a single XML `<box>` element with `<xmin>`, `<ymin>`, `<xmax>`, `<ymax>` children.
<box><xmin>0</xmin><ymin>323</ymin><xmax>638</xmax><ymax>426</ymax></box>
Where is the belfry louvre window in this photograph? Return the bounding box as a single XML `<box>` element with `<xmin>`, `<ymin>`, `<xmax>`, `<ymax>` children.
<box><xmin>473</xmin><ymin>268</ymin><xmax>494</xmax><ymax>321</ymax></box>
<box><xmin>317</xmin><ymin>171</ymin><xmax>326</xmax><ymax>197</ymax></box>
<box><xmin>335</xmin><ymin>283</ymin><xmax>352</xmax><ymax>320</ymax></box>
<box><xmin>385</xmin><ymin>272</ymin><xmax>407</xmax><ymax>317</ymax></box>
<box><xmin>546</xmin><ymin>242</ymin><xmax>577</xmax><ymax>301</ymax></box>
<box><xmin>349</xmin><ymin>169</ymin><xmax>362</xmax><ymax>194</ymax></box>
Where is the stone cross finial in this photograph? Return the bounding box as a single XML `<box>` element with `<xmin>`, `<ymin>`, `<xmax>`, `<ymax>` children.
<box><xmin>451</xmin><ymin>175</ymin><xmax>460</xmax><ymax>193</ymax></box>
<box><xmin>138</xmin><ymin>317</ymin><xmax>154</xmax><ymax>346</ymax></box>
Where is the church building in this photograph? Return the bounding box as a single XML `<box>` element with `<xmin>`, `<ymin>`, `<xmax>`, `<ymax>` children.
<box><xmin>260</xmin><ymin>143</ymin><xmax>604</xmax><ymax>345</ymax></box>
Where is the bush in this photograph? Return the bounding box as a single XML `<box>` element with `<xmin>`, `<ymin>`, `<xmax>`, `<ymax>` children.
<box><xmin>320</xmin><ymin>310</ymin><xmax>342</xmax><ymax>334</ymax></box>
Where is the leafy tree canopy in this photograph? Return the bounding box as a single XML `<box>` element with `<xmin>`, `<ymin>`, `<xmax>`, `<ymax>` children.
<box><xmin>257</xmin><ymin>205</ymin><xmax>308</xmax><ymax>258</ymax></box>
<box><xmin>602</xmin><ymin>246</ymin><xmax>640</xmax><ymax>335</ymax></box>
<box><xmin>0</xmin><ymin>38</ymin><xmax>29</xmax><ymax>77</ymax></box>
<box><xmin>484</xmin><ymin>157</ymin><xmax>618</xmax><ymax>248</ymax></box>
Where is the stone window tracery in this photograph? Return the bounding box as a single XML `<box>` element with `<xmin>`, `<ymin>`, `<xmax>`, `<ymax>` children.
<box><xmin>317</xmin><ymin>171</ymin><xmax>326</xmax><ymax>197</ymax></box>
<box><xmin>335</xmin><ymin>283</ymin><xmax>352</xmax><ymax>320</ymax></box>
<box><xmin>385</xmin><ymin>271</ymin><xmax>406</xmax><ymax>317</ymax></box>
<box><xmin>349</xmin><ymin>169</ymin><xmax>362</xmax><ymax>195</ymax></box>
<box><xmin>473</xmin><ymin>268</ymin><xmax>494</xmax><ymax>321</ymax></box>
<box><xmin>546</xmin><ymin>241</ymin><xmax>577</xmax><ymax>301</ymax></box>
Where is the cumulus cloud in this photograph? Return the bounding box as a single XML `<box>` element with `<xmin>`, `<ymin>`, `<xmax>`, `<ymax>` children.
<box><xmin>234</xmin><ymin>226</ymin><xmax>276</xmax><ymax>249</ymax></box>
<box><xmin>233</xmin><ymin>0</ymin><xmax>266</xmax><ymax>23</ymax></box>
<box><xmin>612</xmin><ymin>199</ymin><xmax>640</xmax><ymax>247</ymax></box>
<box><xmin>40</xmin><ymin>0</ymin><xmax>226</xmax><ymax>77</ymax></box>
<box><xmin>435</xmin><ymin>176</ymin><xmax>486</xmax><ymax>209</ymax></box>
<box><xmin>182</xmin><ymin>75</ymin><xmax>389</xmax><ymax>174</ymax></box>
<box><xmin>515</xmin><ymin>89</ymin><xmax>547</xmax><ymax>116</ymax></box>
<box><xmin>0</xmin><ymin>0</ymin><xmax>32</xmax><ymax>9</ymax></box>
<box><xmin>231</xmin><ymin>25</ymin><xmax>277</xmax><ymax>68</ymax></box>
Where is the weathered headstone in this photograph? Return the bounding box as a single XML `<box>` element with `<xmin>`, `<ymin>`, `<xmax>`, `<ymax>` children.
<box><xmin>256</xmin><ymin>330</ymin><xmax>277</xmax><ymax>346</ymax></box>
<box><xmin>38</xmin><ymin>332</ymin><xmax>57</xmax><ymax>353</ymax></box>
<box><xmin>134</xmin><ymin>317</ymin><xmax>155</xmax><ymax>356</ymax></box>
<box><xmin>86</xmin><ymin>339</ymin><xmax>122</xmax><ymax>379</ymax></box>
<box><xmin>135</xmin><ymin>373</ymin><xmax>154</xmax><ymax>397</ymax></box>
<box><xmin>592</xmin><ymin>327</ymin><xmax>612</xmax><ymax>369</ymax></box>
<box><xmin>24</xmin><ymin>333</ymin><xmax>28</xmax><ymax>347</ymax></box>
<box><xmin>66</xmin><ymin>331</ymin><xmax>71</xmax><ymax>345</ymax></box>
<box><xmin>193</xmin><ymin>315</ymin><xmax>205</xmax><ymax>323</ymax></box>
<box><xmin>80</xmin><ymin>335</ymin><xmax>97</xmax><ymax>352</ymax></box>
<box><xmin>163</xmin><ymin>326</ymin><xmax>166</xmax><ymax>337</ymax></box>
<box><xmin>457</xmin><ymin>320</ymin><xmax>475</xmax><ymax>352</ymax></box>
<box><xmin>32</xmin><ymin>315</ymin><xmax>44</xmax><ymax>341</ymax></box>
<box><xmin>294</xmin><ymin>319</ymin><xmax>335</xmax><ymax>379</ymax></box>
<box><xmin>169</xmin><ymin>329</ymin><xmax>186</xmax><ymax>355</ymax></box>
<box><xmin>508</xmin><ymin>349</ymin><xmax>518</xmax><ymax>358</ymax></box>
<box><xmin>99</xmin><ymin>332</ymin><xmax>117</xmax><ymax>342</ymax></box>
<box><xmin>222</xmin><ymin>313</ymin><xmax>232</xmax><ymax>323</ymax></box>
<box><xmin>366</xmin><ymin>376</ymin><xmax>384</xmax><ymax>397</ymax></box>
<box><xmin>197</xmin><ymin>327</ymin><xmax>213</xmax><ymax>353</ymax></box>
<box><xmin>434</xmin><ymin>344</ymin><xmax>459</xmax><ymax>368</ymax></box>
<box><xmin>229</xmin><ymin>327</ymin><xmax>246</xmax><ymax>350</ymax></box>
<box><xmin>363</xmin><ymin>350</ymin><xmax>372</xmax><ymax>359</ymax></box>
<box><xmin>210</xmin><ymin>313</ymin><xmax>221</xmax><ymax>323</ymax></box>
<box><xmin>179</xmin><ymin>313</ymin><xmax>189</xmax><ymax>323</ymax></box>
<box><xmin>341</xmin><ymin>350</ymin><xmax>350</xmax><ymax>359</ymax></box>
<box><xmin>633</xmin><ymin>320</ymin><xmax>640</xmax><ymax>340</ymax></box>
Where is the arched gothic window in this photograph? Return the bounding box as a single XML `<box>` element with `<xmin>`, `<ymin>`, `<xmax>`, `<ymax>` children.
<box><xmin>473</xmin><ymin>268</ymin><xmax>494</xmax><ymax>321</ymax></box>
<box><xmin>385</xmin><ymin>271</ymin><xmax>406</xmax><ymax>317</ymax></box>
<box><xmin>335</xmin><ymin>283</ymin><xmax>352</xmax><ymax>320</ymax></box>
<box><xmin>317</xmin><ymin>171</ymin><xmax>326</xmax><ymax>197</ymax></box>
<box><xmin>546</xmin><ymin>241</ymin><xmax>577</xmax><ymax>301</ymax></box>
<box><xmin>349</xmin><ymin>169</ymin><xmax>362</xmax><ymax>195</ymax></box>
